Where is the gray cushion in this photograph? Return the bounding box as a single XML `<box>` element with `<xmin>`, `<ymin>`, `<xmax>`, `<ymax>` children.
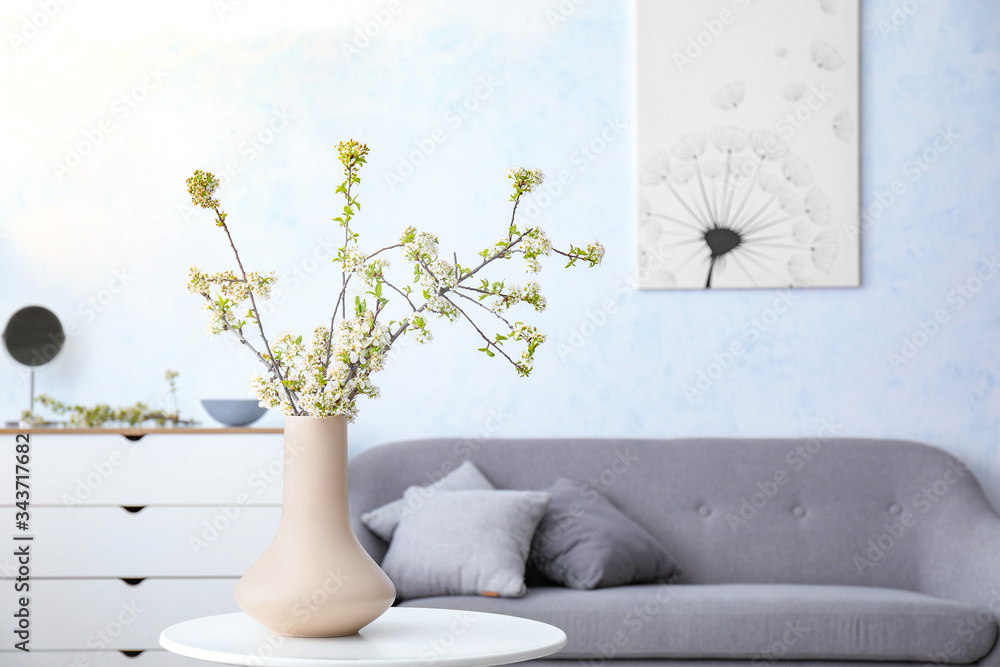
<box><xmin>530</xmin><ymin>477</ymin><xmax>679</xmax><ymax>589</ymax></box>
<box><xmin>401</xmin><ymin>583</ymin><xmax>998</xmax><ymax>664</ymax></box>
<box><xmin>380</xmin><ymin>489</ymin><xmax>550</xmax><ymax>600</ymax></box>
<box><xmin>361</xmin><ymin>460</ymin><xmax>494</xmax><ymax>541</ymax></box>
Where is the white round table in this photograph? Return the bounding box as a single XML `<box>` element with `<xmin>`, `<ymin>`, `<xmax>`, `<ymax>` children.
<box><xmin>159</xmin><ymin>607</ymin><xmax>567</xmax><ymax>667</ymax></box>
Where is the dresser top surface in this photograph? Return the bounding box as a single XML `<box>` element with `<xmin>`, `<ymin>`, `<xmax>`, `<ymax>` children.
<box><xmin>0</xmin><ymin>427</ymin><xmax>283</xmax><ymax>435</ymax></box>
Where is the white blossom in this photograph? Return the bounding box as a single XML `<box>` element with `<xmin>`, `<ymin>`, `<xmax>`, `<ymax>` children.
<box><xmin>340</xmin><ymin>245</ymin><xmax>368</xmax><ymax>275</ymax></box>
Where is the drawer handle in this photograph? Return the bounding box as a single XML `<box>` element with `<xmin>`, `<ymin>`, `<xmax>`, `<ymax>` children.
<box><xmin>123</xmin><ymin>435</ymin><xmax>145</xmax><ymax>442</ymax></box>
<box><xmin>120</xmin><ymin>578</ymin><xmax>146</xmax><ymax>586</ymax></box>
<box><xmin>120</xmin><ymin>650</ymin><xmax>144</xmax><ymax>658</ymax></box>
<box><xmin>122</xmin><ymin>506</ymin><xmax>146</xmax><ymax>514</ymax></box>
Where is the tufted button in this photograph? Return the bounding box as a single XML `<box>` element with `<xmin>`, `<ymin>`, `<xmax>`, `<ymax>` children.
<box><xmin>889</xmin><ymin>504</ymin><xmax>903</xmax><ymax>516</ymax></box>
<box><xmin>793</xmin><ymin>506</ymin><xmax>806</xmax><ymax>518</ymax></box>
<box><xmin>697</xmin><ymin>504</ymin><xmax>712</xmax><ymax>517</ymax></box>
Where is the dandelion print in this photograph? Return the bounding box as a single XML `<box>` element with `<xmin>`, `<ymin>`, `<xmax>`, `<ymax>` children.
<box><xmin>833</xmin><ymin>110</ymin><xmax>855</xmax><ymax>141</ymax></box>
<box><xmin>812</xmin><ymin>40</ymin><xmax>845</xmax><ymax>70</ymax></box>
<box><xmin>803</xmin><ymin>187</ymin><xmax>832</xmax><ymax>225</ymax></box>
<box><xmin>782</xmin><ymin>83</ymin><xmax>807</xmax><ymax>102</ymax></box>
<box><xmin>711</xmin><ymin>81</ymin><xmax>746</xmax><ymax>110</ymax></box>
<box><xmin>638</xmin><ymin>127</ymin><xmax>837</xmax><ymax>289</ymax></box>
<box><xmin>809</xmin><ymin>230</ymin><xmax>841</xmax><ymax>272</ymax></box>
<box><xmin>636</xmin><ymin>0</ymin><xmax>860</xmax><ymax>289</ymax></box>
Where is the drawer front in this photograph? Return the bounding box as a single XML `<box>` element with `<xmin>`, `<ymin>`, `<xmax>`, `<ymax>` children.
<box><xmin>0</xmin><ymin>648</ymin><xmax>204</xmax><ymax>666</ymax></box>
<box><xmin>0</xmin><ymin>506</ymin><xmax>281</xmax><ymax>577</ymax></box>
<box><xmin>0</xmin><ymin>434</ymin><xmax>284</xmax><ymax>506</ymax></box>
<box><xmin>1</xmin><ymin>578</ymin><xmax>238</xmax><ymax>652</ymax></box>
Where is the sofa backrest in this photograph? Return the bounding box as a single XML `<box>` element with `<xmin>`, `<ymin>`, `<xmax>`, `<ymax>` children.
<box><xmin>348</xmin><ymin>437</ymin><xmax>995</xmax><ymax>590</ymax></box>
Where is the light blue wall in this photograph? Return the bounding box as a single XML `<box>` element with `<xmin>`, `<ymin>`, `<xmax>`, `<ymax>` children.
<box><xmin>3</xmin><ymin>1</ymin><xmax>1000</xmax><ymax>504</ymax></box>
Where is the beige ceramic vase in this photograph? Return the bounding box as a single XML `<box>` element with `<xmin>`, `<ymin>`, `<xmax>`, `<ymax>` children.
<box><xmin>234</xmin><ymin>415</ymin><xmax>396</xmax><ymax>637</ymax></box>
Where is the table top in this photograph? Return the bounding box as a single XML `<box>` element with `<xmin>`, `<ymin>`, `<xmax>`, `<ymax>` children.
<box><xmin>159</xmin><ymin>608</ymin><xmax>567</xmax><ymax>667</ymax></box>
<box><xmin>0</xmin><ymin>427</ymin><xmax>283</xmax><ymax>435</ymax></box>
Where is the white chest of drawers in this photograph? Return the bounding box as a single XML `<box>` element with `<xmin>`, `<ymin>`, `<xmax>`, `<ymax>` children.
<box><xmin>0</xmin><ymin>428</ymin><xmax>284</xmax><ymax>666</ymax></box>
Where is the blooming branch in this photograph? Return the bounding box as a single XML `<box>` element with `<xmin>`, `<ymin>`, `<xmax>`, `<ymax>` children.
<box><xmin>185</xmin><ymin>144</ymin><xmax>604</xmax><ymax>419</ymax></box>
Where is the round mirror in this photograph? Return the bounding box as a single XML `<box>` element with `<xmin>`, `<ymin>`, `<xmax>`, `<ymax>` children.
<box><xmin>3</xmin><ymin>306</ymin><xmax>65</xmax><ymax>367</ymax></box>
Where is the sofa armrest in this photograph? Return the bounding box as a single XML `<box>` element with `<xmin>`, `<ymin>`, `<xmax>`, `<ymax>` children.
<box><xmin>917</xmin><ymin>483</ymin><xmax>1000</xmax><ymax>663</ymax></box>
<box><xmin>921</xmin><ymin>515</ymin><xmax>1000</xmax><ymax>606</ymax></box>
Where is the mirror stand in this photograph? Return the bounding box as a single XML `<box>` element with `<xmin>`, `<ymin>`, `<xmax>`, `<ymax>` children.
<box><xmin>3</xmin><ymin>306</ymin><xmax>66</xmax><ymax>424</ymax></box>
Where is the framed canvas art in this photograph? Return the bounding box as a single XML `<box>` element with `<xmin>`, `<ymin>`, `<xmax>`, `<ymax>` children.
<box><xmin>636</xmin><ymin>0</ymin><xmax>860</xmax><ymax>289</ymax></box>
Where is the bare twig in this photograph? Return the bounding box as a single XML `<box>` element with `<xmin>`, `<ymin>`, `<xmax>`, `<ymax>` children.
<box><xmin>367</xmin><ymin>244</ymin><xmax>403</xmax><ymax>260</ymax></box>
<box><xmin>214</xmin><ymin>208</ymin><xmax>300</xmax><ymax>414</ymax></box>
<box><xmin>325</xmin><ymin>273</ymin><xmax>353</xmax><ymax>367</ymax></box>
<box><xmin>381</xmin><ymin>277</ymin><xmax>420</xmax><ymax>313</ymax></box>
<box><xmin>452</xmin><ymin>288</ymin><xmax>514</xmax><ymax>329</ymax></box>
<box><xmin>553</xmin><ymin>248</ymin><xmax>591</xmax><ymax>261</ymax></box>
<box><xmin>444</xmin><ymin>296</ymin><xmax>519</xmax><ymax>369</ymax></box>
<box><xmin>456</xmin><ymin>284</ymin><xmax>491</xmax><ymax>296</ymax></box>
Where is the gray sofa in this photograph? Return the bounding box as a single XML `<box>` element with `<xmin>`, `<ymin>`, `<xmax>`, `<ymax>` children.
<box><xmin>348</xmin><ymin>438</ymin><xmax>1000</xmax><ymax>665</ymax></box>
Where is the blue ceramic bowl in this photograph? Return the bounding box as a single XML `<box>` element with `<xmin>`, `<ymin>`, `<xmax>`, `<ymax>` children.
<box><xmin>201</xmin><ymin>399</ymin><xmax>268</xmax><ymax>427</ymax></box>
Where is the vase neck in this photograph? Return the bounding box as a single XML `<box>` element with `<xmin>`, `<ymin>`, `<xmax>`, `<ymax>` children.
<box><xmin>280</xmin><ymin>417</ymin><xmax>351</xmax><ymax>531</ymax></box>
